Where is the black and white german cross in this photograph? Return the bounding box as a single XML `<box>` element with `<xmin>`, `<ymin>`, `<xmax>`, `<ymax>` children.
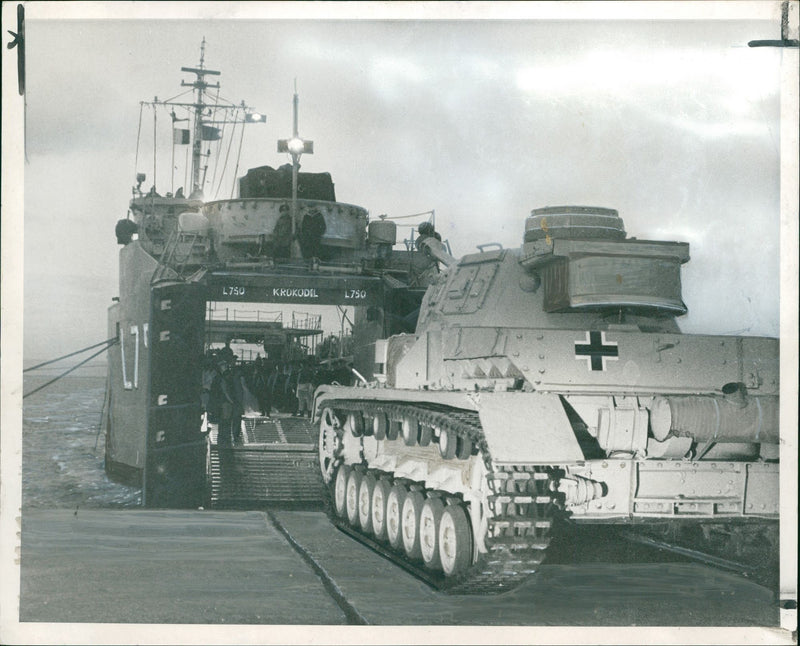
<box><xmin>574</xmin><ymin>331</ymin><xmax>619</xmax><ymax>371</ymax></box>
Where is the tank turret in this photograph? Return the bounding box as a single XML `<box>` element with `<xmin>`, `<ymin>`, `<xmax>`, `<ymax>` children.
<box><xmin>314</xmin><ymin>205</ymin><xmax>779</xmax><ymax>594</ymax></box>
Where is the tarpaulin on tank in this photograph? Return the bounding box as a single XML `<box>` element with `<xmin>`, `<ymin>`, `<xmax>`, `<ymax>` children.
<box><xmin>521</xmin><ymin>239</ymin><xmax>689</xmax><ymax>314</ymax></box>
<box><xmin>239</xmin><ymin>165</ymin><xmax>336</xmax><ymax>201</ymax></box>
<box><xmin>541</xmin><ymin>255</ymin><xmax>687</xmax><ymax>313</ymax></box>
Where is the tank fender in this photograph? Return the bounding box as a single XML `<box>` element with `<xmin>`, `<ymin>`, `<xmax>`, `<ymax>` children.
<box><xmin>471</xmin><ymin>392</ymin><xmax>584</xmax><ymax>464</ymax></box>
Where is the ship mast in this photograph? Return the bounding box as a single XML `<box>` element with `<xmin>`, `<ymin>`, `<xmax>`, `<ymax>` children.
<box><xmin>181</xmin><ymin>38</ymin><xmax>220</xmax><ymax>199</ymax></box>
<box><xmin>278</xmin><ymin>80</ymin><xmax>314</xmax><ymax>243</ymax></box>
<box><xmin>133</xmin><ymin>40</ymin><xmax>264</xmax><ymax>201</ymax></box>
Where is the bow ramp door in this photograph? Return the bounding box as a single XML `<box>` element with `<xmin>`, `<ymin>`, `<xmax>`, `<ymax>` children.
<box><xmin>144</xmin><ymin>282</ymin><xmax>207</xmax><ymax>508</ymax></box>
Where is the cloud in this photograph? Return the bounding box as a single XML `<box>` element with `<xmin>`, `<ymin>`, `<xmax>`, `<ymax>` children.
<box><xmin>515</xmin><ymin>43</ymin><xmax>780</xmax><ymax>140</ymax></box>
<box><xmin>19</xmin><ymin>16</ymin><xmax>783</xmax><ymax>361</ymax></box>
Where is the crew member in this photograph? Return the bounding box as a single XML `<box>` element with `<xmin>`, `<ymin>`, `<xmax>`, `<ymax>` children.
<box><xmin>213</xmin><ymin>358</ymin><xmax>243</xmax><ymax>446</ymax></box>
<box><xmin>415</xmin><ymin>221</ymin><xmax>441</xmax><ymax>249</ymax></box>
<box><xmin>218</xmin><ymin>340</ymin><xmax>236</xmax><ymax>366</ymax></box>
<box><xmin>201</xmin><ymin>351</ymin><xmax>217</xmax><ymax>419</ymax></box>
<box><xmin>298</xmin><ymin>208</ymin><xmax>326</xmax><ymax>259</ymax></box>
<box><xmin>295</xmin><ymin>360</ymin><xmax>314</xmax><ymax>418</ymax></box>
<box><xmin>252</xmin><ymin>356</ymin><xmax>271</xmax><ymax>418</ymax></box>
<box><xmin>273</xmin><ymin>204</ymin><xmax>293</xmax><ymax>258</ymax></box>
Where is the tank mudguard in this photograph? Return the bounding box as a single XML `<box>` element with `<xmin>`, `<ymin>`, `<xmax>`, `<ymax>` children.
<box><xmin>473</xmin><ymin>391</ymin><xmax>583</xmax><ymax>465</ymax></box>
<box><xmin>313</xmin><ymin>386</ymin><xmax>583</xmax><ymax>465</ymax></box>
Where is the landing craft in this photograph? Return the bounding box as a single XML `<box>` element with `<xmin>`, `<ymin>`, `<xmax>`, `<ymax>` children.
<box><xmin>314</xmin><ymin>206</ymin><xmax>780</xmax><ymax>593</ymax></box>
<box><xmin>104</xmin><ymin>41</ymin><xmax>440</xmax><ymax>507</ymax></box>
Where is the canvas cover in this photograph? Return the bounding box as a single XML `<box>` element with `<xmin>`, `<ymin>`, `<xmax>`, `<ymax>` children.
<box><xmin>521</xmin><ymin>238</ymin><xmax>689</xmax><ymax>314</ymax></box>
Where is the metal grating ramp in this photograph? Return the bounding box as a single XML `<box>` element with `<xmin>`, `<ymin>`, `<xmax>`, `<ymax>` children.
<box><xmin>208</xmin><ymin>415</ymin><xmax>326</xmax><ymax>508</ymax></box>
<box><xmin>243</xmin><ymin>416</ymin><xmax>317</xmax><ymax>447</ymax></box>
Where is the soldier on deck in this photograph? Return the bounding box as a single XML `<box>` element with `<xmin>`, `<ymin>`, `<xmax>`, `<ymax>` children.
<box><xmin>272</xmin><ymin>203</ymin><xmax>293</xmax><ymax>259</ymax></box>
<box><xmin>213</xmin><ymin>358</ymin><xmax>243</xmax><ymax>446</ymax></box>
<box><xmin>218</xmin><ymin>340</ymin><xmax>236</xmax><ymax>366</ymax></box>
<box><xmin>298</xmin><ymin>207</ymin><xmax>327</xmax><ymax>259</ymax></box>
<box><xmin>252</xmin><ymin>356</ymin><xmax>271</xmax><ymax>418</ymax></box>
<box><xmin>201</xmin><ymin>351</ymin><xmax>217</xmax><ymax>419</ymax></box>
<box><xmin>415</xmin><ymin>221</ymin><xmax>441</xmax><ymax>249</ymax></box>
<box><xmin>295</xmin><ymin>359</ymin><xmax>314</xmax><ymax>418</ymax></box>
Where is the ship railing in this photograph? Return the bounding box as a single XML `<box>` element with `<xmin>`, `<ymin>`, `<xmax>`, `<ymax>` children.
<box><xmin>151</xmin><ymin>229</ymin><xmax>208</xmax><ymax>283</ymax></box>
<box><xmin>291</xmin><ymin>312</ymin><xmax>322</xmax><ymax>331</ymax></box>
<box><xmin>207</xmin><ymin>307</ymin><xmax>284</xmax><ymax>324</ymax></box>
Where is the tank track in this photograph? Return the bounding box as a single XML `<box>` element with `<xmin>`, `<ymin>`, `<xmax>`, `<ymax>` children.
<box><xmin>320</xmin><ymin>399</ymin><xmax>557</xmax><ymax>594</ymax></box>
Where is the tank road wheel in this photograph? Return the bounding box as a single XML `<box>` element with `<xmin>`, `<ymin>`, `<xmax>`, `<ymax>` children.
<box><xmin>346</xmin><ymin>469</ymin><xmax>363</xmax><ymax>526</ymax></box>
<box><xmin>386</xmin><ymin>420</ymin><xmax>401</xmax><ymax>441</ymax></box>
<box><xmin>402</xmin><ymin>418</ymin><xmax>418</xmax><ymax>446</ymax></box>
<box><xmin>371</xmin><ymin>479</ymin><xmax>392</xmax><ymax>541</ymax></box>
<box><xmin>420</xmin><ymin>497</ymin><xmax>445</xmax><ymax>570</ymax></box>
<box><xmin>372</xmin><ymin>413</ymin><xmax>388</xmax><ymax>441</ymax></box>
<box><xmin>346</xmin><ymin>412</ymin><xmax>365</xmax><ymax>438</ymax></box>
<box><xmin>318</xmin><ymin>408</ymin><xmax>343</xmax><ymax>486</ymax></box>
<box><xmin>401</xmin><ymin>490</ymin><xmax>425</xmax><ymax>560</ymax></box>
<box><xmin>456</xmin><ymin>435</ymin><xmax>473</xmax><ymax>460</ymax></box>
<box><xmin>334</xmin><ymin>465</ymin><xmax>350</xmax><ymax>518</ymax></box>
<box><xmin>386</xmin><ymin>482</ymin><xmax>409</xmax><ymax>550</ymax></box>
<box><xmin>418</xmin><ymin>424</ymin><xmax>432</xmax><ymax>447</ymax></box>
<box><xmin>439</xmin><ymin>504</ymin><xmax>473</xmax><ymax>577</ymax></box>
<box><xmin>358</xmin><ymin>474</ymin><xmax>377</xmax><ymax>533</ymax></box>
<box><xmin>438</xmin><ymin>428</ymin><xmax>457</xmax><ymax>460</ymax></box>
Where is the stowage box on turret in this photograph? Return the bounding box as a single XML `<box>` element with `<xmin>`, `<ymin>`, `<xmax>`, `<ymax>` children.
<box><xmin>314</xmin><ymin>206</ymin><xmax>779</xmax><ymax>593</ymax></box>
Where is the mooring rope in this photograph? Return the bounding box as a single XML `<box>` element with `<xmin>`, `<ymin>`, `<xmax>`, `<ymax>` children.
<box><xmin>24</xmin><ymin>338</ymin><xmax>118</xmax><ymax>373</ymax></box>
<box><xmin>23</xmin><ymin>340</ymin><xmax>118</xmax><ymax>400</ymax></box>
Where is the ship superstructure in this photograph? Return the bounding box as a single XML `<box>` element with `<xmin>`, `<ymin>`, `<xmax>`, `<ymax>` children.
<box><xmin>105</xmin><ymin>43</ymin><xmax>440</xmax><ymax>507</ymax></box>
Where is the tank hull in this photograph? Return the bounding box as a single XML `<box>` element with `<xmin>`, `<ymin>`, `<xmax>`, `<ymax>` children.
<box><xmin>314</xmin><ymin>386</ymin><xmax>779</xmax><ymax>520</ymax></box>
<box><xmin>313</xmin><ymin>386</ymin><xmax>778</xmax><ymax>592</ymax></box>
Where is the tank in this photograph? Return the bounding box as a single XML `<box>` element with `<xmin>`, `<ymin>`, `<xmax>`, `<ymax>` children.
<box><xmin>314</xmin><ymin>206</ymin><xmax>780</xmax><ymax>593</ymax></box>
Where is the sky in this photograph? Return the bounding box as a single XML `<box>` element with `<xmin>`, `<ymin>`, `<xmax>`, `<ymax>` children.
<box><xmin>11</xmin><ymin>2</ymin><xmax>790</xmax><ymax>362</ymax></box>
<box><xmin>2</xmin><ymin>4</ymin><xmax>798</xmax><ymax>642</ymax></box>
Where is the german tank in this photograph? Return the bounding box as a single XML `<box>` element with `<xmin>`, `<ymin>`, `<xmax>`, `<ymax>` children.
<box><xmin>314</xmin><ymin>206</ymin><xmax>780</xmax><ymax>593</ymax></box>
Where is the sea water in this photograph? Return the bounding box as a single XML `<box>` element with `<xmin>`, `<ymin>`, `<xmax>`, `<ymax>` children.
<box><xmin>22</xmin><ymin>371</ymin><xmax>141</xmax><ymax>508</ymax></box>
